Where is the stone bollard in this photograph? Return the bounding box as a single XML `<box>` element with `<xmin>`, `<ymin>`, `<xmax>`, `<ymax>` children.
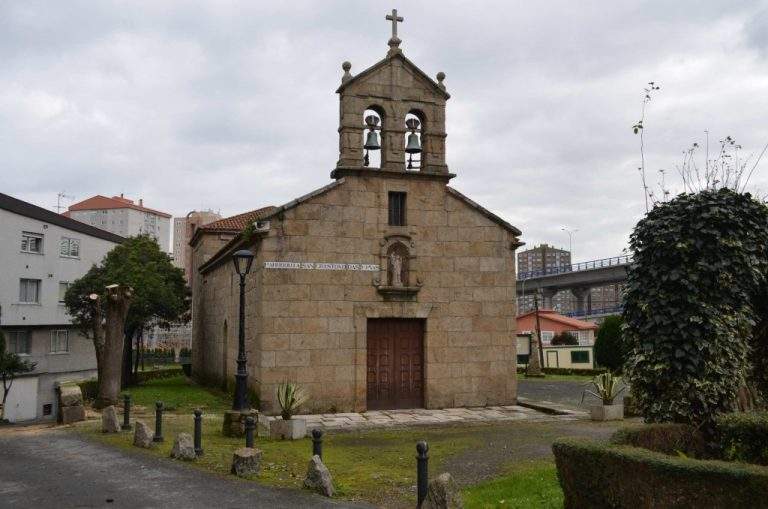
<box><xmin>122</xmin><ymin>394</ymin><xmax>132</xmax><ymax>431</ymax></box>
<box><xmin>231</xmin><ymin>447</ymin><xmax>262</xmax><ymax>477</ymax></box>
<box><xmin>101</xmin><ymin>405</ymin><xmax>120</xmax><ymax>433</ymax></box>
<box><xmin>194</xmin><ymin>409</ymin><xmax>203</xmax><ymax>457</ymax></box>
<box><xmin>245</xmin><ymin>416</ymin><xmax>255</xmax><ymax>448</ymax></box>
<box><xmin>304</xmin><ymin>455</ymin><xmax>334</xmax><ymax>497</ymax></box>
<box><xmin>170</xmin><ymin>433</ymin><xmax>196</xmax><ymax>461</ymax></box>
<box><xmin>133</xmin><ymin>420</ymin><xmax>154</xmax><ymax>448</ymax></box>
<box><xmin>422</xmin><ymin>472</ymin><xmax>464</xmax><ymax>509</ymax></box>
<box><xmin>153</xmin><ymin>401</ymin><xmax>164</xmax><ymax>443</ymax></box>
<box><xmin>416</xmin><ymin>441</ymin><xmax>429</xmax><ymax>508</ymax></box>
<box><xmin>312</xmin><ymin>428</ymin><xmax>324</xmax><ymax>460</ymax></box>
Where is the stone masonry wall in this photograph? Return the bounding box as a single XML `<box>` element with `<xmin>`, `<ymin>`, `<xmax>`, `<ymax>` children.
<box><xmin>194</xmin><ymin>173</ymin><xmax>518</xmax><ymax>414</ymax></box>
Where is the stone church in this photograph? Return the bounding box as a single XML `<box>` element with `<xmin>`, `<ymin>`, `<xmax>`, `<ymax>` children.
<box><xmin>191</xmin><ymin>13</ymin><xmax>522</xmax><ymax>414</ymax></box>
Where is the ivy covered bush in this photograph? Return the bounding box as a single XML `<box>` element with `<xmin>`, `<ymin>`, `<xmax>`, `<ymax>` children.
<box><xmin>716</xmin><ymin>412</ymin><xmax>768</xmax><ymax>465</ymax></box>
<box><xmin>623</xmin><ymin>189</ymin><xmax>768</xmax><ymax>427</ymax></box>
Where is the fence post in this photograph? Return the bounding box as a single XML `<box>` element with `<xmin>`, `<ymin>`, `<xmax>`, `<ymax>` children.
<box><xmin>121</xmin><ymin>394</ymin><xmax>132</xmax><ymax>431</ymax></box>
<box><xmin>312</xmin><ymin>428</ymin><xmax>323</xmax><ymax>459</ymax></box>
<box><xmin>416</xmin><ymin>441</ymin><xmax>429</xmax><ymax>507</ymax></box>
<box><xmin>244</xmin><ymin>416</ymin><xmax>255</xmax><ymax>448</ymax></box>
<box><xmin>194</xmin><ymin>408</ymin><xmax>203</xmax><ymax>456</ymax></box>
<box><xmin>153</xmin><ymin>401</ymin><xmax>164</xmax><ymax>442</ymax></box>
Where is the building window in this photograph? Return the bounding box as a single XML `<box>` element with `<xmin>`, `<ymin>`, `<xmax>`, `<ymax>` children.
<box><xmin>388</xmin><ymin>192</ymin><xmax>407</xmax><ymax>226</ymax></box>
<box><xmin>21</xmin><ymin>232</ymin><xmax>43</xmax><ymax>253</ymax></box>
<box><xmin>60</xmin><ymin>237</ymin><xmax>80</xmax><ymax>258</ymax></box>
<box><xmin>59</xmin><ymin>282</ymin><xmax>73</xmax><ymax>303</ymax></box>
<box><xmin>517</xmin><ymin>354</ymin><xmax>530</xmax><ymax>364</ymax></box>
<box><xmin>19</xmin><ymin>279</ymin><xmax>41</xmax><ymax>303</ymax></box>
<box><xmin>43</xmin><ymin>404</ymin><xmax>52</xmax><ymax>416</ymax></box>
<box><xmin>6</xmin><ymin>331</ymin><xmax>30</xmax><ymax>354</ymax></box>
<box><xmin>50</xmin><ymin>330</ymin><xmax>69</xmax><ymax>353</ymax></box>
<box><xmin>540</xmin><ymin>331</ymin><xmax>554</xmax><ymax>344</ymax></box>
<box><xmin>571</xmin><ymin>350</ymin><xmax>590</xmax><ymax>364</ymax></box>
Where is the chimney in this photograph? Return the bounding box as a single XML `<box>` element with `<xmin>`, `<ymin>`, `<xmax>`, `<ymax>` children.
<box><xmin>139</xmin><ymin>198</ymin><xmax>143</xmax><ymax>207</ymax></box>
<box><xmin>120</xmin><ymin>193</ymin><xmax>124</xmax><ymax>198</ymax></box>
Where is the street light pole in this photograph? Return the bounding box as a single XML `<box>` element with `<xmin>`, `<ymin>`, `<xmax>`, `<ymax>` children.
<box><xmin>232</xmin><ymin>249</ymin><xmax>255</xmax><ymax>411</ymax></box>
<box><xmin>561</xmin><ymin>227</ymin><xmax>579</xmax><ymax>262</ymax></box>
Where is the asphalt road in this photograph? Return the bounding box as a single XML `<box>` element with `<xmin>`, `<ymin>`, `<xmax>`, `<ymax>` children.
<box><xmin>517</xmin><ymin>379</ymin><xmax>596</xmax><ymax>409</ymax></box>
<box><xmin>0</xmin><ymin>428</ymin><xmax>370</xmax><ymax>509</ymax></box>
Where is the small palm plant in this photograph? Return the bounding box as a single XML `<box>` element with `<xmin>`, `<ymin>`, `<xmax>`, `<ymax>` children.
<box><xmin>276</xmin><ymin>381</ymin><xmax>308</xmax><ymax>420</ymax></box>
<box><xmin>581</xmin><ymin>372</ymin><xmax>626</xmax><ymax>406</ymax></box>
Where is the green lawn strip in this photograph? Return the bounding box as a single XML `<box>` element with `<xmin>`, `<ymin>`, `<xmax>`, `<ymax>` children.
<box><xmin>80</xmin><ymin>416</ymin><xmax>484</xmax><ymax>506</ymax></box>
<box><xmin>121</xmin><ymin>375</ymin><xmax>231</xmax><ymax>414</ymax></box>
<box><xmin>461</xmin><ymin>460</ymin><xmax>562</xmax><ymax>509</ymax></box>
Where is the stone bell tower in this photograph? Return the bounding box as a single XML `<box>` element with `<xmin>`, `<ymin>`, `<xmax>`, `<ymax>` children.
<box><xmin>332</xmin><ymin>9</ymin><xmax>451</xmax><ymax>177</ymax></box>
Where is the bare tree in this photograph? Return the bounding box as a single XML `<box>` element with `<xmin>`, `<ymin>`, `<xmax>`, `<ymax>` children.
<box><xmin>632</xmin><ymin>81</ymin><xmax>661</xmax><ymax>212</ymax></box>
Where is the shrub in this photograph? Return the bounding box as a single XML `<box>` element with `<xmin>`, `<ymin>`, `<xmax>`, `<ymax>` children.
<box><xmin>716</xmin><ymin>412</ymin><xmax>768</xmax><ymax>465</ymax></box>
<box><xmin>611</xmin><ymin>423</ymin><xmax>708</xmax><ymax>458</ymax></box>
<box><xmin>581</xmin><ymin>372</ymin><xmax>625</xmax><ymax>405</ymax></box>
<box><xmin>276</xmin><ymin>381</ymin><xmax>307</xmax><ymax>420</ymax></box>
<box><xmin>623</xmin><ymin>189</ymin><xmax>768</xmax><ymax>427</ymax></box>
<box><xmin>594</xmin><ymin>315</ymin><xmax>625</xmax><ymax>371</ymax></box>
<box><xmin>553</xmin><ymin>438</ymin><xmax>768</xmax><ymax>508</ymax></box>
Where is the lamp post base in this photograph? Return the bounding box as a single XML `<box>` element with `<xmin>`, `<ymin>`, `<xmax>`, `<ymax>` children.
<box><xmin>222</xmin><ymin>409</ymin><xmax>259</xmax><ymax>437</ymax></box>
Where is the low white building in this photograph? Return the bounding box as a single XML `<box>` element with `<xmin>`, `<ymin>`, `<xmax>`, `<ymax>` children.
<box><xmin>0</xmin><ymin>193</ymin><xmax>123</xmax><ymax>422</ymax></box>
<box><xmin>64</xmin><ymin>194</ymin><xmax>171</xmax><ymax>252</ymax></box>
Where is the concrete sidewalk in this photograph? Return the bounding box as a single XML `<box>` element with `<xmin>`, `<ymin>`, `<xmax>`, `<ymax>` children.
<box><xmin>276</xmin><ymin>403</ymin><xmax>587</xmax><ymax>432</ymax></box>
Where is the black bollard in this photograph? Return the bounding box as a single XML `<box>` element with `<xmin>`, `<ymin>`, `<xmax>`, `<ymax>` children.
<box><xmin>244</xmin><ymin>416</ymin><xmax>255</xmax><ymax>448</ymax></box>
<box><xmin>121</xmin><ymin>394</ymin><xmax>132</xmax><ymax>431</ymax></box>
<box><xmin>311</xmin><ymin>428</ymin><xmax>324</xmax><ymax>460</ymax></box>
<box><xmin>193</xmin><ymin>409</ymin><xmax>203</xmax><ymax>457</ymax></box>
<box><xmin>153</xmin><ymin>401</ymin><xmax>164</xmax><ymax>442</ymax></box>
<box><xmin>416</xmin><ymin>441</ymin><xmax>429</xmax><ymax>508</ymax></box>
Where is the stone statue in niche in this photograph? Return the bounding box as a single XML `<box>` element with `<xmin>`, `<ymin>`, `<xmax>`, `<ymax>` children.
<box><xmin>387</xmin><ymin>243</ymin><xmax>409</xmax><ymax>287</ymax></box>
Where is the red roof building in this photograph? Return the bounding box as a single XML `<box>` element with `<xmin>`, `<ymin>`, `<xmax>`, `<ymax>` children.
<box><xmin>516</xmin><ymin>309</ymin><xmax>598</xmax><ymax>345</ymax></box>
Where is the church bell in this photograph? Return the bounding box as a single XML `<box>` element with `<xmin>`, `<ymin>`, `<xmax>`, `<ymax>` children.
<box><xmin>405</xmin><ymin>132</ymin><xmax>421</xmax><ymax>154</ymax></box>
<box><xmin>364</xmin><ymin>131</ymin><xmax>381</xmax><ymax>151</ymax></box>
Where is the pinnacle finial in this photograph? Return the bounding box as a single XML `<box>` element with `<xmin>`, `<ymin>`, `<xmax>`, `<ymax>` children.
<box><xmin>436</xmin><ymin>72</ymin><xmax>446</xmax><ymax>90</ymax></box>
<box><xmin>341</xmin><ymin>61</ymin><xmax>352</xmax><ymax>83</ymax></box>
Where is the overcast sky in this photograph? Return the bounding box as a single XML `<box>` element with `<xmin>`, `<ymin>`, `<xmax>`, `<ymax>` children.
<box><xmin>3</xmin><ymin>1</ymin><xmax>768</xmax><ymax>260</ymax></box>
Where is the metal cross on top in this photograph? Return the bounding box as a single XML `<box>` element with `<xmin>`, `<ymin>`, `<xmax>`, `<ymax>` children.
<box><xmin>386</xmin><ymin>9</ymin><xmax>404</xmax><ymax>40</ymax></box>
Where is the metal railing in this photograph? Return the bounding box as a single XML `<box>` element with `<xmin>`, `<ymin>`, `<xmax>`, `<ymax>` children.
<box><xmin>564</xmin><ymin>305</ymin><xmax>623</xmax><ymax>318</ymax></box>
<box><xmin>517</xmin><ymin>255</ymin><xmax>632</xmax><ymax>281</ymax></box>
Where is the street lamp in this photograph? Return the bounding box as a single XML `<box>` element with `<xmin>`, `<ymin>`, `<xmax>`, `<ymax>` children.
<box><xmin>561</xmin><ymin>227</ymin><xmax>579</xmax><ymax>262</ymax></box>
<box><xmin>232</xmin><ymin>249</ymin><xmax>255</xmax><ymax>411</ymax></box>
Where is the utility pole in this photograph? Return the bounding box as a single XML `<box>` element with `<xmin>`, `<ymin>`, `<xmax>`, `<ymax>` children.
<box><xmin>525</xmin><ymin>293</ymin><xmax>545</xmax><ymax>378</ymax></box>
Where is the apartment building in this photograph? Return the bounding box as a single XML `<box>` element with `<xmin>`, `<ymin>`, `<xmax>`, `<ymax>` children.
<box><xmin>65</xmin><ymin>194</ymin><xmax>171</xmax><ymax>252</ymax></box>
<box><xmin>0</xmin><ymin>193</ymin><xmax>123</xmax><ymax>422</ymax></box>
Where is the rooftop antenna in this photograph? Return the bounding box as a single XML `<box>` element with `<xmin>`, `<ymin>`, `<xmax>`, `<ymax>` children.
<box><xmin>55</xmin><ymin>192</ymin><xmax>74</xmax><ymax>213</ymax></box>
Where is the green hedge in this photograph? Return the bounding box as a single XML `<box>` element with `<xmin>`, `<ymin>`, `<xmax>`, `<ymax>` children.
<box><xmin>516</xmin><ymin>367</ymin><xmax>607</xmax><ymax>376</ymax></box>
<box><xmin>611</xmin><ymin>423</ymin><xmax>708</xmax><ymax>458</ymax></box>
<box><xmin>717</xmin><ymin>412</ymin><xmax>768</xmax><ymax>465</ymax></box>
<box><xmin>77</xmin><ymin>367</ymin><xmax>185</xmax><ymax>402</ymax></box>
<box><xmin>553</xmin><ymin>438</ymin><xmax>768</xmax><ymax>508</ymax></box>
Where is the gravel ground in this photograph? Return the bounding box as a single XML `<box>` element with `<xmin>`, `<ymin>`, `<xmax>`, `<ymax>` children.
<box><xmin>441</xmin><ymin>419</ymin><xmax>628</xmax><ymax>486</ymax></box>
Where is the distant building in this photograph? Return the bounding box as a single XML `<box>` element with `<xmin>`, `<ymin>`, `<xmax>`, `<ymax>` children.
<box><xmin>172</xmin><ymin>210</ymin><xmax>222</xmax><ymax>282</ymax></box>
<box><xmin>65</xmin><ymin>194</ymin><xmax>171</xmax><ymax>252</ymax></box>
<box><xmin>517</xmin><ymin>244</ymin><xmax>572</xmax><ymax>313</ymax></box>
<box><xmin>0</xmin><ymin>193</ymin><xmax>123</xmax><ymax>422</ymax></box>
<box><xmin>516</xmin><ymin>309</ymin><xmax>598</xmax><ymax>369</ymax></box>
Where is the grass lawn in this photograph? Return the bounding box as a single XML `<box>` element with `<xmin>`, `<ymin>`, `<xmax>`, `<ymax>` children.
<box><xmin>122</xmin><ymin>375</ymin><xmax>231</xmax><ymax>414</ymax></box>
<box><xmin>81</xmin><ymin>375</ymin><xmax>574</xmax><ymax>507</ymax></box>
<box><xmin>462</xmin><ymin>461</ymin><xmax>562</xmax><ymax>508</ymax></box>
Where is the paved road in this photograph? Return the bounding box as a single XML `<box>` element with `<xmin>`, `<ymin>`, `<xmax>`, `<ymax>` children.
<box><xmin>0</xmin><ymin>428</ymin><xmax>369</xmax><ymax>509</ymax></box>
<box><xmin>518</xmin><ymin>379</ymin><xmax>596</xmax><ymax>409</ymax></box>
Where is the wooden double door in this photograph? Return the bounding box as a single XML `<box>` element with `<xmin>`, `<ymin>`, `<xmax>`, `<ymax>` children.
<box><xmin>366</xmin><ymin>319</ymin><xmax>425</xmax><ymax>410</ymax></box>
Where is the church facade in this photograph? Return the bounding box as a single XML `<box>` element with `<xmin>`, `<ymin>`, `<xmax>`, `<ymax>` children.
<box><xmin>191</xmin><ymin>20</ymin><xmax>522</xmax><ymax>414</ymax></box>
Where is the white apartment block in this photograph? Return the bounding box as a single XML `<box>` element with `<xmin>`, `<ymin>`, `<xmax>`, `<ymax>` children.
<box><xmin>65</xmin><ymin>194</ymin><xmax>171</xmax><ymax>252</ymax></box>
<box><xmin>0</xmin><ymin>193</ymin><xmax>123</xmax><ymax>422</ymax></box>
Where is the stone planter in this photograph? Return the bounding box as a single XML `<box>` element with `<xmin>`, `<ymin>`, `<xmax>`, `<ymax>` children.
<box><xmin>269</xmin><ymin>417</ymin><xmax>306</xmax><ymax>440</ymax></box>
<box><xmin>590</xmin><ymin>404</ymin><xmax>624</xmax><ymax>421</ymax></box>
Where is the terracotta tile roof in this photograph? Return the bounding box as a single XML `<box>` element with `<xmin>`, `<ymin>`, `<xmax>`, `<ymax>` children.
<box><xmin>516</xmin><ymin>309</ymin><xmax>598</xmax><ymax>330</ymax></box>
<box><xmin>67</xmin><ymin>195</ymin><xmax>172</xmax><ymax>218</ymax></box>
<box><xmin>198</xmin><ymin>206</ymin><xmax>277</xmax><ymax>232</ymax></box>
